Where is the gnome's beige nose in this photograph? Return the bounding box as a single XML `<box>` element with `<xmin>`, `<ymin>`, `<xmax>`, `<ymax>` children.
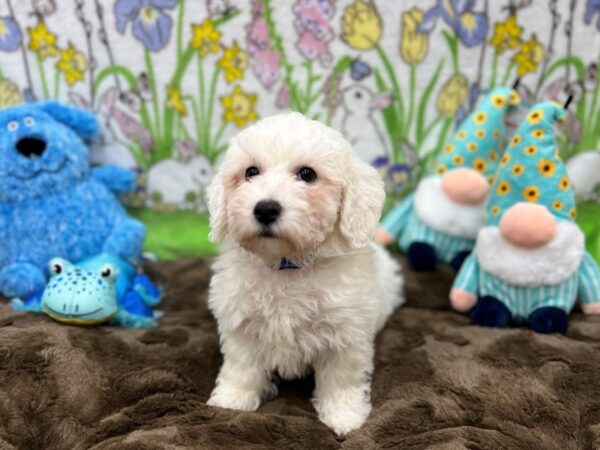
<box><xmin>441</xmin><ymin>168</ymin><xmax>489</xmax><ymax>205</ymax></box>
<box><xmin>499</xmin><ymin>203</ymin><xmax>556</xmax><ymax>248</ymax></box>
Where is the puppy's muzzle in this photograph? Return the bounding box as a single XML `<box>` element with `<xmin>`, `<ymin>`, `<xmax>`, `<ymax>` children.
<box><xmin>254</xmin><ymin>200</ymin><xmax>281</xmax><ymax>226</ymax></box>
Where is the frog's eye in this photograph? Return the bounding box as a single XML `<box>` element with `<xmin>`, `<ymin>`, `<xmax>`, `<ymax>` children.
<box><xmin>99</xmin><ymin>264</ymin><xmax>118</xmax><ymax>281</ymax></box>
<box><xmin>7</xmin><ymin>121</ymin><xmax>18</xmax><ymax>132</ymax></box>
<box><xmin>24</xmin><ymin>117</ymin><xmax>35</xmax><ymax>127</ymax></box>
<box><xmin>48</xmin><ymin>258</ymin><xmax>70</xmax><ymax>276</ymax></box>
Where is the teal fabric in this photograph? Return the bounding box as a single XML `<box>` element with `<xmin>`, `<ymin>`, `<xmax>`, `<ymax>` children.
<box><xmin>432</xmin><ymin>86</ymin><xmax>520</xmax><ymax>180</ymax></box>
<box><xmin>485</xmin><ymin>101</ymin><xmax>575</xmax><ymax>226</ymax></box>
<box><xmin>381</xmin><ymin>193</ymin><xmax>475</xmax><ymax>264</ymax></box>
<box><xmin>453</xmin><ymin>252</ymin><xmax>600</xmax><ymax>320</ymax></box>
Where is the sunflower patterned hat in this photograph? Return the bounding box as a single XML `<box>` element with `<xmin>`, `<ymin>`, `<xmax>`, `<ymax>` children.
<box><xmin>486</xmin><ymin>101</ymin><xmax>574</xmax><ymax>226</ymax></box>
<box><xmin>433</xmin><ymin>86</ymin><xmax>521</xmax><ymax>180</ymax></box>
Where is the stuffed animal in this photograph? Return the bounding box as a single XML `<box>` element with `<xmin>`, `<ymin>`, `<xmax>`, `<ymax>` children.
<box><xmin>11</xmin><ymin>253</ymin><xmax>161</xmax><ymax>328</ymax></box>
<box><xmin>0</xmin><ymin>101</ymin><xmax>145</xmax><ymax>298</ymax></box>
<box><xmin>450</xmin><ymin>101</ymin><xmax>600</xmax><ymax>334</ymax></box>
<box><xmin>376</xmin><ymin>87</ymin><xmax>521</xmax><ymax>271</ymax></box>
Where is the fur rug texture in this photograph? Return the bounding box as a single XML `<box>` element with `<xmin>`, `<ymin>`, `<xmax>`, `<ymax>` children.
<box><xmin>1</xmin><ymin>256</ymin><xmax>600</xmax><ymax>449</ymax></box>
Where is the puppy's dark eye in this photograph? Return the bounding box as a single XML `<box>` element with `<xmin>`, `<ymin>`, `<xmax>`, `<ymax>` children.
<box><xmin>245</xmin><ymin>166</ymin><xmax>259</xmax><ymax>179</ymax></box>
<box><xmin>298</xmin><ymin>167</ymin><xmax>317</xmax><ymax>183</ymax></box>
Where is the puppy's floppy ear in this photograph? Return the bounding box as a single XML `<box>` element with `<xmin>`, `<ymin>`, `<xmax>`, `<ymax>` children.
<box><xmin>339</xmin><ymin>151</ymin><xmax>386</xmax><ymax>248</ymax></box>
<box><xmin>37</xmin><ymin>101</ymin><xmax>99</xmax><ymax>140</ymax></box>
<box><xmin>206</xmin><ymin>169</ymin><xmax>228</xmax><ymax>243</ymax></box>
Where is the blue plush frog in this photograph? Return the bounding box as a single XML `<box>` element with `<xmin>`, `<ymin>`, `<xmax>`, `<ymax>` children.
<box><xmin>0</xmin><ymin>101</ymin><xmax>145</xmax><ymax>299</ymax></box>
<box><xmin>11</xmin><ymin>254</ymin><xmax>162</xmax><ymax>328</ymax></box>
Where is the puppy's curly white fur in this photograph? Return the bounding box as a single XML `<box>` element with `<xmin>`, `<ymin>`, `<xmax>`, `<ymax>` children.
<box><xmin>206</xmin><ymin>113</ymin><xmax>403</xmax><ymax>434</ymax></box>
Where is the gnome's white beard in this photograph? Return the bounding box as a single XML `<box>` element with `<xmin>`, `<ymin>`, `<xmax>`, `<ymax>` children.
<box><xmin>414</xmin><ymin>176</ymin><xmax>486</xmax><ymax>239</ymax></box>
<box><xmin>475</xmin><ymin>220</ymin><xmax>585</xmax><ymax>287</ymax></box>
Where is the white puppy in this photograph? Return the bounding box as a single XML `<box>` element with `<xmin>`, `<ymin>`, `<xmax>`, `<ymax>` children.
<box><xmin>205</xmin><ymin>112</ymin><xmax>403</xmax><ymax>434</ymax></box>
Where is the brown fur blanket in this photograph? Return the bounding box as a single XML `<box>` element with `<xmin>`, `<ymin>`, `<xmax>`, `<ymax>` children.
<box><xmin>1</xmin><ymin>257</ymin><xmax>600</xmax><ymax>449</ymax></box>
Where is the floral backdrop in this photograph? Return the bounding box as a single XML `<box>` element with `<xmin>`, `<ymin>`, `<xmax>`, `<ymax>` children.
<box><xmin>1</xmin><ymin>0</ymin><xmax>600</xmax><ymax>258</ymax></box>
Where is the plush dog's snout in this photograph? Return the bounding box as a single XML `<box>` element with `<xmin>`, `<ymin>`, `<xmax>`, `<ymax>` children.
<box><xmin>254</xmin><ymin>200</ymin><xmax>282</xmax><ymax>225</ymax></box>
<box><xmin>16</xmin><ymin>137</ymin><xmax>47</xmax><ymax>159</ymax></box>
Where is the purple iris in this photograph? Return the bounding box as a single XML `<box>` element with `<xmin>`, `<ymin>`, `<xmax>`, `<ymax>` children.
<box><xmin>114</xmin><ymin>0</ymin><xmax>177</xmax><ymax>52</ymax></box>
<box><xmin>0</xmin><ymin>17</ymin><xmax>22</xmax><ymax>52</ymax></box>
<box><xmin>584</xmin><ymin>0</ymin><xmax>600</xmax><ymax>30</ymax></box>
<box><xmin>418</xmin><ymin>0</ymin><xmax>488</xmax><ymax>47</ymax></box>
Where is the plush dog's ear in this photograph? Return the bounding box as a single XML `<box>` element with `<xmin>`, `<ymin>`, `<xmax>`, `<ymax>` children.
<box><xmin>38</xmin><ymin>101</ymin><xmax>99</xmax><ymax>140</ymax></box>
<box><xmin>206</xmin><ymin>171</ymin><xmax>228</xmax><ymax>243</ymax></box>
<box><xmin>339</xmin><ymin>152</ymin><xmax>386</xmax><ymax>248</ymax></box>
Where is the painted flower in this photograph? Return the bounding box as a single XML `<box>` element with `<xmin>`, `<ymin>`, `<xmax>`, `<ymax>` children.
<box><xmin>436</xmin><ymin>73</ymin><xmax>469</xmax><ymax>118</ymax></box>
<box><xmin>114</xmin><ymin>0</ymin><xmax>177</xmax><ymax>52</ymax></box>
<box><xmin>27</xmin><ymin>20</ymin><xmax>57</xmax><ymax>60</ymax></box>
<box><xmin>341</xmin><ymin>0</ymin><xmax>382</xmax><ymax>50</ymax></box>
<box><xmin>0</xmin><ymin>17</ymin><xmax>22</xmax><ymax>52</ymax></box>
<box><xmin>489</xmin><ymin>15</ymin><xmax>522</xmax><ymax>53</ymax></box>
<box><xmin>218</xmin><ymin>41</ymin><xmax>248</xmax><ymax>83</ymax></box>
<box><xmin>221</xmin><ymin>85</ymin><xmax>258</xmax><ymax>128</ymax></box>
<box><xmin>417</xmin><ymin>0</ymin><xmax>488</xmax><ymax>47</ymax></box>
<box><xmin>584</xmin><ymin>0</ymin><xmax>600</xmax><ymax>30</ymax></box>
<box><xmin>275</xmin><ymin>84</ymin><xmax>289</xmax><ymax>109</ymax></box>
<box><xmin>513</xmin><ymin>34</ymin><xmax>543</xmax><ymax>77</ymax></box>
<box><xmin>389</xmin><ymin>163</ymin><xmax>410</xmax><ymax>188</ymax></box>
<box><xmin>166</xmin><ymin>85</ymin><xmax>187</xmax><ymax>117</ymax></box>
<box><xmin>56</xmin><ymin>43</ymin><xmax>87</xmax><ymax>86</ymax></box>
<box><xmin>191</xmin><ymin>19</ymin><xmax>221</xmax><ymax>57</ymax></box>
<box><xmin>0</xmin><ymin>79</ymin><xmax>22</xmax><ymax>108</ymax></box>
<box><xmin>400</xmin><ymin>7</ymin><xmax>429</xmax><ymax>66</ymax></box>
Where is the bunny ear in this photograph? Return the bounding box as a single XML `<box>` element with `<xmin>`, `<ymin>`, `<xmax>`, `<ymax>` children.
<box><xmin>338</xmin><ymin>149</ymin><xmax>386</xmax><ymax>248</ymax></box>
<box><xmin>370</xmin><ymin>91</ymin><xmax>394</xmax><ymax>110</ymax></box>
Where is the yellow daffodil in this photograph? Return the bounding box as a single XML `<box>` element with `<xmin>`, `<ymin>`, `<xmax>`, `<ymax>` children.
<box><xmin>190</xmin><ymin>19</ymin><xmax>221</xmax><ymax>57</ymax></box>
<box><xmin>0</xmin><ymin>79</ymin><xmax>22</xmax><ymax>108</ymax></box>
<box><xmin>167</xmin><ymin>85</ymin><xmax>188</xmax><ymax>117</ymax></box>
<box><xmin>400</xmin><ymin>7</ymin><xmax>428</xmax><ymax>66</ymax></box>
<box><xmin>436</xmin><ymin>73</ymin><xmax>468</xmax><ymax>118</ymax></box>
<box><xmin>218</xmin><ymin>41</ymin><xmax>248</xmax><ymax>84</ymax></box>
<box><xmin>341</xmin><ymin>0</ymin><xmax>382</xmax><ymax>50</ymax></box>
<box><xmin>513</xmin><ymin>34</ymin><xmax>544</xmax><ymax>76</ymax></box>
<box><xmin>27</xmin><ymin>20</ymin><xmax>57</xmax><ymax>60</ymax></box>
<box><xmin>489</xmin><ymin>15</ymin><xmax>522</xmax><ymax>53</ymax></box>
<box><xmin>221</xmin><ymin>85</ymin><xmax>258</xmax><ymax>128</ymax></box>
<box><xmin>56</xmin><ymin>43</ymin><xmax>87</xmax><ymax>86</ymax></box>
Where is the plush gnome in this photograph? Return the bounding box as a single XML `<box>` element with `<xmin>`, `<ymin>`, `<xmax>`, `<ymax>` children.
<box><xmin>376</xmin><ymin>87</ymin><xmax>521</xmax><ymax>271</ymax></box>
<box><xmin>450</xmin><ymin>101</ymin><xmax>600</xmax><ymax>334</ymax></box>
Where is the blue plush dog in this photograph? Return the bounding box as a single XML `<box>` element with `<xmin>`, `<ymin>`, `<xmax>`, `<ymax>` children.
<box><xmin>0</xmin><ymin>101</ymin><xmax>145</xmax><ymax>298</ymax></box>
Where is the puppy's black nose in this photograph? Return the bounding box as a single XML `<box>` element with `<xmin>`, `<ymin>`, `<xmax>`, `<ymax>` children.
<box><xmin>254</xmin><ymin>200</ymin><xmax>281</xmax><ymax>225</ymax></box>
<box><xmin>16</xmin><ymin>137</ymin><xmax>47</xmax><ymax>158</ymax></box>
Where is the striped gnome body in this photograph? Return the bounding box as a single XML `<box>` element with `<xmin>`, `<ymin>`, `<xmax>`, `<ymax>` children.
<box><xmin>377</xmin><ymin>87</ymin><xmax>520</xmax><ymax>271</ymax></box>
<box><xmin>450</xmin><ymin>102</ymin><xmax>600</xmax><ymax>334</ymax></box>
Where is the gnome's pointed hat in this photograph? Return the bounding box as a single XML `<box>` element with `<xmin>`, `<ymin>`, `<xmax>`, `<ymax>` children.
<box><xmin>485</xmin><ymin>101</ymin><xmax>575</xmax><ymax>226</ymax></box>
<box><xmin>432</xmin><ymin>86</ymin><xmax>521</xmax><ymax>181</ymax></box>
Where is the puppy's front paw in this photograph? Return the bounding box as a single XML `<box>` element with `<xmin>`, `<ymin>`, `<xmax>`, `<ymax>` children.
<box><xmin>207</xmin><ymin>381</ymin><xmax>277</xmax><ymax>411</ymax></box>
<box><xmin>313</xmin><ymin>389</ymin><xmax>372</xmax><ymax>435</ymax></box>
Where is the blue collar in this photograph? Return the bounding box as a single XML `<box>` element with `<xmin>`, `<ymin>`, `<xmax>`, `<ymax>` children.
<box><xmin>278</xmin><ymin>258</ymin><xmax>301</xmax><ymax>270</ymax></box>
